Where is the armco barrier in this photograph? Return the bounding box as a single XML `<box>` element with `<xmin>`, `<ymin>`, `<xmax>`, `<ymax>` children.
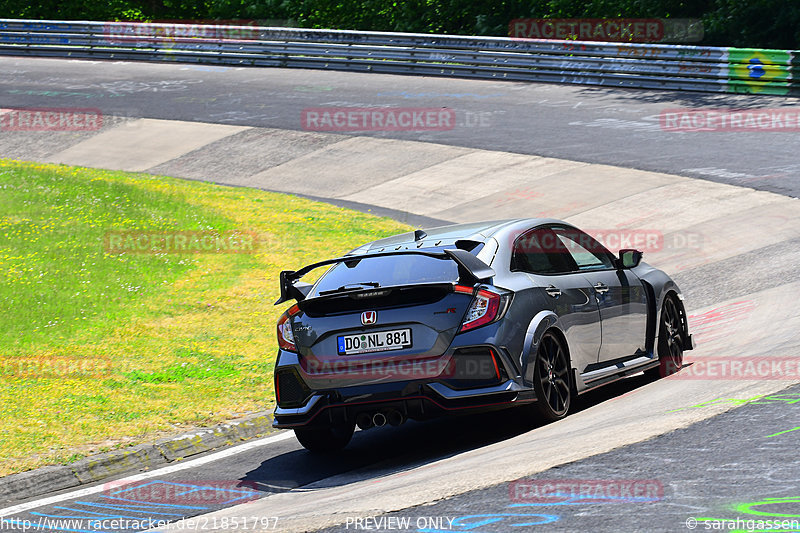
<box><xmin>0</xmin><ymin>19</ymin><xmax>797</xmax><ymax>95</ymax></box>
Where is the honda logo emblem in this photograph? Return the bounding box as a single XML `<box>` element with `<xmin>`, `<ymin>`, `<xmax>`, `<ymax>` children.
<box><xmin>361</xmin><ymin>311</ymin><xmax>377</xmax><ymax>325</ymax></box>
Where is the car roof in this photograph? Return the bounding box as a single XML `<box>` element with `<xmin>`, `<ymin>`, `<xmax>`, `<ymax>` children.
<box><xmin>350</xmin><ymin>218</ymin><xmax>568</xmax><ymax>254</ymax></box>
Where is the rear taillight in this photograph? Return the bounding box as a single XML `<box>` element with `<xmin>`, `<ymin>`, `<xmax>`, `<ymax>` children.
<box><xmin>276</xmin><ymin>304</ymin><xmax>300</xmax><ymax>352</ymax></box>
<box><xmin>456</xmin><ymin>286</ymin><xmax>503</xmax><ymax>332</ymax></box>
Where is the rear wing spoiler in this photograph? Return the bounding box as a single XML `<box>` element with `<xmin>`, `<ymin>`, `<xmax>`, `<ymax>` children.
<box><xmin>274</xmin><ymin>249</ymin><xmax>495</xmax><ymax>305</ymax></box>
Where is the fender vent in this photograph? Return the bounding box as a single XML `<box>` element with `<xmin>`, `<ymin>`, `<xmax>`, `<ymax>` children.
<box><xmin>276</xmin><ymin>369</ymin><xmax>311</xmax><ymax>408</ymax></box>
<box><xmin>441</xmin><ymin>347</ymin><xmax>506</xmax><ymax>390</ymax></box>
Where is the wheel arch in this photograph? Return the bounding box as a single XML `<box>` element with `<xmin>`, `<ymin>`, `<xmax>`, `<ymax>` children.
<box><xmin>519</xmin><ymin>310</ymin><xmax>573</xmax><ymax>390</ymax></box>
<box><xmin>633</xmin><ymin>263</ymin><xmax>689</xmax><ymax>353</ymax></box>
<box><xmin>654</xmin><ymin>286</ymin><xmax>688</xmax><ymax>353</ymax></box>
<box><xmin>543</xmin><ymin>326</ymin><xmax>577</xmax><ymax>396</ymax></box>
<box><xmin>638</xmin><ymin>280</ymin><xmax>683</xmax><ymax>354</ymax></box>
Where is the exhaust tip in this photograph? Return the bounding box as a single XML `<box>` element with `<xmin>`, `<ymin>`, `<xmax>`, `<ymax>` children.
<box><xmin>386</xmin><ymin>409</ymin><xmax>405</xmax><ymax>426</ymax></box>
<box><xmin>356</xmin><ymin>413</ymin><xmax>374</xmax><ymax>430</ymax></box>
<box><xmin>372</xmin><ymin>412</ymin><xmax>387</xmax><ymax>427</ymax></box>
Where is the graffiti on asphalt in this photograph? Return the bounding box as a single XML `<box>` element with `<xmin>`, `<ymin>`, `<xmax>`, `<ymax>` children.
<box><xmin>2</xmin><ymin>480</ymin><xmax>261</xmax><ymax>533</ymax></box>
<box><xmin>695</xmin><ymin>496</ymin><xmax>800</xmax><ymax>533</ymax></box>
<box><xmin>421</xmin><ymin>492</ymin><xmax>660</xmax><ymax>532</ymax></box>
<box><xmin>667</xmin><ymin>394</ymin><xmax>800</xmax><ymax>413</ymax></box>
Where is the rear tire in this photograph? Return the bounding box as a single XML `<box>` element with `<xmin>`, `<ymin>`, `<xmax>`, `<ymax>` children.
<box><xmin>294</xmin><ymin>422</ymin><xmax>355</xmax><ymax>452</ymax></box>
<box><xmin>646</xmin><ymin>295</ymin><xmax>685</xmax><ymax>379</ymax></box>
<box><xmin>527</xmin><ymin>331</ymin><xmax>572</xmax><ymax>422</ymax></box>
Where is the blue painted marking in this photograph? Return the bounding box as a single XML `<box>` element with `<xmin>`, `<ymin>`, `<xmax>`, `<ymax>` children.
<box><xmin>58</xmin><ymin>503</ymin><xmax>183</xmax><ymax>516</ymax></box>
<box><xmin>748</xmin><ymin>58</ymin><xmax>765</xmax><ymax>79</ymax></box>
<box><xmin>13</xmin><ymin>480</ymin><xmax>260</xmax><ymax>533</ymax></box>
<box><xmin>69</xmin><ymin>500</ymin><xmax>193</xmax><ymax>515</ymax></box>
<box><xmin>0</xmin><ymin>35</ymin><xmax>69</xmax><ymax>44</ymax></box>
<box><xmin>508</xmin><ymin>492</ymin><xmax>660</xmax><ymax>507</ymax></box>
<box><xmin>433</xmin><ymin>491</ymin><xmax>662</xmax><ymax>531</ymax></box>
<box><xmin>29</xmin><ymin>510</ymin><xmax>119</xmax><ymax>520</ymax></box>
<box><xmin>99</xmin><ymin>495</ymin><xmax>208</xmax><ymax>509</ymax></box>
<box><xmin>419</xmin><ymin>513</ymin><xmax>559</xmax><ymax>532</ymax></box>
<box><xmin>35</xmin><ymin>507</ymin><xmax>142</xmax><ymax>519</ymax></box>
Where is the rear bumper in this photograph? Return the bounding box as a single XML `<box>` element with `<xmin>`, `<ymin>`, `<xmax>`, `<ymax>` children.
<box><xmin>273</xmin><ymin>378</ymin><xmax>528</xmax><ymax>429</ymax></box>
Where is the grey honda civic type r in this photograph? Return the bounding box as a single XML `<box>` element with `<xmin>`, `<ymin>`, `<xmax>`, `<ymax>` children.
<box><xmin>273</xmin><ymin>219</ymin><xmax>694</xmax><ymax>451</ymax></box>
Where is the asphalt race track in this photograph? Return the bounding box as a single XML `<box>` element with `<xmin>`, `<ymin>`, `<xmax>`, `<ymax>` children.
<box><xmin>319</xmin><ymin>383</ymin><xmax>800</xmax><ymax>533</ymax></box>
<box><xmin>1</xmin><ymin>56</ymin><xmax>799</xmax><ymax>533</ymax></box>
<box><xmin>2</xmin><ymin>57</ymin><xmax>800</xmax><ymax>197</ymax></box>
<box><xmin>0</xmin><ymin>380</ymin><xmax>663</xmax><ymax>533</ymax></box>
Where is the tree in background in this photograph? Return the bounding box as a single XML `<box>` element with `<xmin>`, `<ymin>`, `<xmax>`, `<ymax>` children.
<box><xmin>0</xmin><ymin>0</ymin><xmax>796</xmax><ymax>49</ymax></box>
<box><xmin>703</xmin><ymin>0</ymin><xmax>799</xmax><ymax>50</ymax></box>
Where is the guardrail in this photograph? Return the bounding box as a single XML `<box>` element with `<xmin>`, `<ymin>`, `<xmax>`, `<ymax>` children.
<box><xmin>1</xmin><ymin>19</ymin><xmax>797</xmax><ymax>96</ymax></box>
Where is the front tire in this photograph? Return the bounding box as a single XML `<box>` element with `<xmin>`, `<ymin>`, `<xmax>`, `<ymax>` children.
<box><xmin>528</xmin><ymin>331</ymin><xmax>572</xmax><ymax>422</ymax></box>
<box><xmin>294</xmin><ymin>421</ymin><xmax>355</xmax><ymax>452</ymax></box>
<box><xmin>646</xmin><ymin>295</ymin><xmax>685</xmax><ymax>379</ymax></box>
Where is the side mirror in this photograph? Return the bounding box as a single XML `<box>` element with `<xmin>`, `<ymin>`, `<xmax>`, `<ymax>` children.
<box><xmin>618</xmin><ymin>249</ymin><xmax>643</xmax><ymax>269</ymax></box>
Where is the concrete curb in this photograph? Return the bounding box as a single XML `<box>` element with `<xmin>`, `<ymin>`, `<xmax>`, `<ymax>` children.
<box><xmin>0</xmin><ymin>412</ymin><xmax>278</xmax><ymax>502</ymax></box>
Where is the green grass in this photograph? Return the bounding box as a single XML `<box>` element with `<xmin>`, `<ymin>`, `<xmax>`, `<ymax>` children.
<box><xmin>0</xmin><ymin>159</ymin><xmax>410</xmax><ymax>476</ymax></box>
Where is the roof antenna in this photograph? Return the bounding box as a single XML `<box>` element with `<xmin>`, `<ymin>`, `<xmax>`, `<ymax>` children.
<box><xmin>413</xmin><ymin>229</ymin><xmax>427</xmax><ymax>241</ymax></box>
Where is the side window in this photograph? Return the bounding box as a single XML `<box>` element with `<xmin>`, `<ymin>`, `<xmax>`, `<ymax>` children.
<box><xmin>511</xmin><ymin>228</ymin><xmax>575</xmax><ymax>274</ymax></box>
<box><xmin>552</xmin><ymin>227</ymin><xmax>615</xmax><ymax>271</ymax></box>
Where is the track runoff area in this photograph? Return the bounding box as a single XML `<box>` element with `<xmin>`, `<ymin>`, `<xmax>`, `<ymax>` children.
<box><xmin>0</xmin><ymin>56</ymin><xmax>799</xmax><ymax>533</ymax></box>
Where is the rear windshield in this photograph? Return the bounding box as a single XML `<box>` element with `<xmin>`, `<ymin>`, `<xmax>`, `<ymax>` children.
<box><xmin>311</xmin><ymin>254</ymin><xmax>458</xmax><ymax>295</ymax></box>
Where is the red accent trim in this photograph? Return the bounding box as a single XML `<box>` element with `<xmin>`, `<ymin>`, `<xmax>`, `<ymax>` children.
<box><xmin>489</xmin><ymin>349</ymin><xmax>501</xmax><ymax>380</ymax></box>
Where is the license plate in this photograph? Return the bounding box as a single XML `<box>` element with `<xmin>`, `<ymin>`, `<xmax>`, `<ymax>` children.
<box><xmin>337</xmin><ymin>328</ymin><xmax>412</xmax><ymax>355</ymax></box>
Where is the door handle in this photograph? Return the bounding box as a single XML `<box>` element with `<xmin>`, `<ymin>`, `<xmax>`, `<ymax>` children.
<box><xmin>545</xmin><ymin>285</ymin><xmax>561</xmax><ymax>298</ymax></box>
<box><xmin>594</xmin><ymin>282</ymin><xmax>609</xmax><ymax>294</ymax></box>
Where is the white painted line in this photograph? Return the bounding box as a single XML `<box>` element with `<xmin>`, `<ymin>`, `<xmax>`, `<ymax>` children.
<box><xmin>0</xmin><ymin>430</ymin><xmax>294</xmax><ymax>517</ymax></box>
